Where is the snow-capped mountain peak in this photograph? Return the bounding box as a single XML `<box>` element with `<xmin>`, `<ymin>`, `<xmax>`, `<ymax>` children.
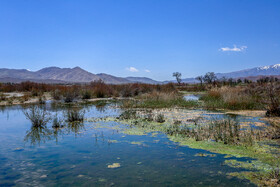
<box><xmin>215</xmin><ymin>63</ymin><xmax>280</xmax><ymax>79</ymax></box>
<box><xmin>258</xmin><ymin>64</ymin><xmax>280</xmax><ymax>70</ymax></box>
<box><xmin>272</xmin><ymin>64</ymin><xmax>280</xmax><ymax>69</ymax></box>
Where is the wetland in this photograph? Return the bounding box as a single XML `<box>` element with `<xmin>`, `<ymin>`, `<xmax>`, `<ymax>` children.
<box><xmin>0</xmin><ymin>99</ymin><xmax>279</xmax><ymax>186</ymax></box>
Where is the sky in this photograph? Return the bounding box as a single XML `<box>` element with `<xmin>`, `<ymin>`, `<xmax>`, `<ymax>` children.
<box><xmin>0</xmin><ymin>0</ymin><xmax>279</xmax><ymax>81</ymax></box>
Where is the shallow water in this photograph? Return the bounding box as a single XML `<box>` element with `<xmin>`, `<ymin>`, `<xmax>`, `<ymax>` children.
<box><xmin>0</xmin><ymin>103</ymin><xmax>261</xmax><ymax>186</ymax></box>
<box><xmin>184</xmin><ymin>94</ymin><xmax>200</xmax><ymax>101</ymax></box>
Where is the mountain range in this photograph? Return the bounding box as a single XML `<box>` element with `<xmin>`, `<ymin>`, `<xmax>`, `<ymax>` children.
<box><xmin>0</xmin><ymin>64</ymin><xmax>280</xmax><ymax>84</ymax></box>
<box><xmin>216</xmin><ymin>64</ymin><xmax>280</xmax><ymax>79</ymax></box>
<box><xmin>181</xmin><ymin>64</ymin><xmax>280</xmax><ymax>83</ymax></box>
<box><xmin>0</xmin><ymin>66</ymin><xmax>160</xmax><ymax>84</ymax></box>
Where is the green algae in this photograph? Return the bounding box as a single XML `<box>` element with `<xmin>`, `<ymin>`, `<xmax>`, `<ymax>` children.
<box><xmin>122</xmin><ymin>128</ymin><xmax>148</xmax><ymax>136</ymax></box>
<box><xmin>108</xmin><ymin>140</ymin><xmax>118</xmax><ymax>143</ymax></box>
<box><xmin>228</xmin><ymin>171</ymin><xmax>280</xmax><ymax>187</ymax></box>
<box><xmin>151</xmin><ymin>132</ymin><xmax>159</xmax><ymax>137</ymax></box>
<box><xmin>224</xmin><ymin>160</ymin><xmax>272</xmax><ymax>171</ymax></box>
<box><xmin>87</xmin><ymin>108</ymin><xmax>280</xmax><ymax>186</ymax></box>
<box><xmin>169</xmin><ymin>135</ymin><xmax>279</xmax><ymax>166</ymax></box>
<box><xmin>88</xmin><ymin>113</ymin><xmax>279</xmax><ymax>164</ymax></box>
<box><xmin>88</xmin><ymin>113</ymin><xmax>279</xmax><ymax>166</ymax></box>
<box><xmin>168</xmin><ymin>135</ymin><xmax>280</xmax><ymax>186</ymax></box>
<box><xmin>130</xmin><ymin>141</ymin><xmax>144</xmax><ymax>145</ymax></box>
<box><xmin>195</xmin><ymin>153</ymin><xmax>216</xmax><ymax>157</ymax></box>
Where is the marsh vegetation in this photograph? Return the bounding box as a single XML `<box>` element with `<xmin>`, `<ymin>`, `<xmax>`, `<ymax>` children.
<box><xmin>89</xmin><ymin>107</ymin><xmax>280</xmax><ymax>186</ymax></box>
<box><xmin>23</xmin><ymin>106</ymin><xmax>50</xmax><ymax>127</ymax></box>
<box><xmin>1</xmin><ymin>76</ymin><xmax>280</xmax><ymax>186</ymax></box>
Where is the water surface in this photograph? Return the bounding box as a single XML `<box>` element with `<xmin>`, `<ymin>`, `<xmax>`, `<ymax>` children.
<box><xmin>184</xmin><ymin>94</ymin><xmax>200</xmax><ymax>101</ymax></box>
<box><xmin>0</xmin><ymin>103</ymin><xmax>259</xmax><ymax>186</ymax></box>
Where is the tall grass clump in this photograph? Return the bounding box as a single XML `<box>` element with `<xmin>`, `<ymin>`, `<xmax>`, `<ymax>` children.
<box><xmin>65</xmin><ymin>109</ymin><xmax>85</xmax><ymax>122</ymax></box>
<box><xmin>166</xmin><ymin>118</ymin><xmax>261</xmax><ymax>146</ymax></box>
<box><xmin>201</xmin><ymin>86</ymin><xmax>261</xmax><ymax>110</ymax></box>
<box><xmin>122</xmin><ymin>91</ymin><xmax>199</xmax><ymax>108</ymax></box>
<box><xmin>23</xmin><ymin>106</ymin><xmax>50</xmax><ymax>127</ymax></box>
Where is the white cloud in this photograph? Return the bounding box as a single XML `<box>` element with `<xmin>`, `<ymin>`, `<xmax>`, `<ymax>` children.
<box><xmin>145</xmin><ymin>69</ymin><xmax>151</xmax><ymax>73</ymax></box>
<box><xmin>126</xmin><ymin>67</ymin><xmax>139</xmax><ymax>72</ymax></box>
<box><xmin>220</xmin><ymin>45</ymin><xmax>247</xmax><ymax>52</ymax></box>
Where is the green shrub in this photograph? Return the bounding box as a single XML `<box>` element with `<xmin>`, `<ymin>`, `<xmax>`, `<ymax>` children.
<box><xmin>82</xmin><ymin>90</ymin><xmax>92</xmax><ymax>100</ymax></box>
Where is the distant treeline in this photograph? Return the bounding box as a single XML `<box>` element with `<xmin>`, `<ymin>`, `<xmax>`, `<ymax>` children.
<box><xmin>195</xmin><ymin>72</ymin><xmax>280</xmax><ymax>85</ymax></box>
<box><xmin>0</xmin><ymin>74</ymin><xmax>279</xmax><ymax>94</ymax></box>
<box><xmin>0</xmin><ymin>80</ymin><xmax>177</xmax><ymax>99</ymax></box>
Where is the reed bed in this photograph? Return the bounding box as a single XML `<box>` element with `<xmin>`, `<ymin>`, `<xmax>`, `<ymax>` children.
<box><xmin>201</xmin><ymin>86</ymin><xmax>263</xmax><ymax>110</ymax></box>
<box><xmin>121</xmin><ymin>91</ymin><xmax>198</xmax><ymax>108</ymax></box>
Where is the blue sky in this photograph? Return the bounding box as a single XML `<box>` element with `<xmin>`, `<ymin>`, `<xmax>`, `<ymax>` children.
<box><xmin>0</xmin><ymin>0</ymin><xmax>279</xmax><ymax>81</ymax></box>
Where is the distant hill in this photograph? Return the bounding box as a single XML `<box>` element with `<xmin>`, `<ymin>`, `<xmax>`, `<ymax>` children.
<box><xmin>0</xmin><ymin>68</ymin><xmax>39</xmax><ymax>80</ymax></box>
<box><xmin>96</xmin><ymin>73</ymin><xmax>132</xmax><ymax>84</ymax></box>
<box><xmin>126</xmin><ymin>77</ymin><xmax>161</xmax><ymax>84</ymax></box>
<box><xmin>36</xmin><ymin>67</ymin><xmax>100</xmax><ymax>83</ymax></box>
<box><xmin>0</xmin><ymin>67</ymin><xmax>159</xmax><ymax>84</ymax></box>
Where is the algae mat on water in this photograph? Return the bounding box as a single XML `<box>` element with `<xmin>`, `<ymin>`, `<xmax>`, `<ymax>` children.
<box><xmin>87</xmin><ymin>108</ymin><xmax>280</xmax><ymax>186</ymax></box>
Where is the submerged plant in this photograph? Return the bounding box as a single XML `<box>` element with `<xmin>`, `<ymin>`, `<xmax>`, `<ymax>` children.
<box><xmin>23</xmin><ymin>106</ymin><xmax>50</xmax><ymax>127</ymax></box>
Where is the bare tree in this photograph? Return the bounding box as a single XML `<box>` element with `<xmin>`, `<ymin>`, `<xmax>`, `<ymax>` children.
<box><xmin>195</xmin><ymin>76</ymin><xmax>203</xmax><ymax>86</ymax></box>
<box><xmin>173</xmin><ymin>72</ymin><xmax>182</xmax><ymax>85</ymax></box>
<box><xmin>203</xmin><ymin>72</ymin><xmax>217</xmax><ymax>84</ymax></box>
